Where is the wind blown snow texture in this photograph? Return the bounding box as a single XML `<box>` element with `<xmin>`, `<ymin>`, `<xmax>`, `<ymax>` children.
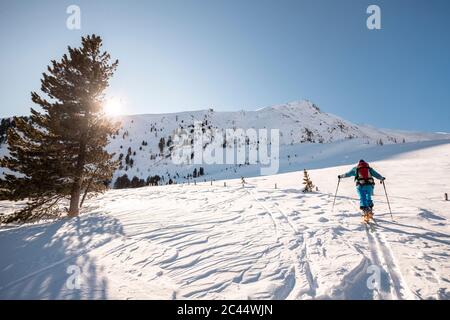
<box><xmin>0</xmin><ymin>140</ymin><xmax>449</xmax><ymax>299</ymax></box>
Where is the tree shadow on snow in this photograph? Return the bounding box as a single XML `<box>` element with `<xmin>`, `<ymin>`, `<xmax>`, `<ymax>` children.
<box><xmin>0</xmin><ymin>214</ymin><xmax>124</xmax><ymax>299</ymax></box>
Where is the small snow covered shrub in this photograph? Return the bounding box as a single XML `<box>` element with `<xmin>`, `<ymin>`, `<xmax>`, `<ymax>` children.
<box><xmin>302</xmin><ymin>169</ymin><xmax>315</xmax><ymax>193</ymax></box>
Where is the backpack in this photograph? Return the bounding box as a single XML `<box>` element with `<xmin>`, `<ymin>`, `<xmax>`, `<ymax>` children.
<box><xmin>356</xmin><ymin>161</ymin><xmax>374</xmax><ymax>185</ymax></box>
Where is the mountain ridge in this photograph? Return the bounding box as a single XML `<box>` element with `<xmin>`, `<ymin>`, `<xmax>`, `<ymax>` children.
<box><xmin>1</xmin><ymin>100</ymin><xmax>449</xmax><ymax>186</ymax></box>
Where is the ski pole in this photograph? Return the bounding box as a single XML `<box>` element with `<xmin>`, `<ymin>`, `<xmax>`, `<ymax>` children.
<box><xmin>332</xmin><ymin>178</ymin><xmax>340</xmax><ymax>212</ymax></box>
<box><xmin>382</xmin><ymin>180</ymin><xmax>393</xmax><ymax>221</ymax></box>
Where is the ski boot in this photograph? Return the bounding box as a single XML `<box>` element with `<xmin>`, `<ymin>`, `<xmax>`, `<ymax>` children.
<box><xmin>362</xmin><ymin>207</ymin><xmax>374</xmax><ymax>223</ymax></box>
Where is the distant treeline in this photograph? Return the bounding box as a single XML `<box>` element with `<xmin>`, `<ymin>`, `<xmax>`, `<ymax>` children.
<box><xmin>114</xmin><ymin>167</ymin><xmax>205</xmax><ymax>189</ymax></box>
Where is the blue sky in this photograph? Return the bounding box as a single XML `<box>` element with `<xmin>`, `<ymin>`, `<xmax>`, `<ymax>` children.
<box><xmin>0</xmin><ymin>0</ymin><xmax>449</xmax><ymax>132</ymax></box>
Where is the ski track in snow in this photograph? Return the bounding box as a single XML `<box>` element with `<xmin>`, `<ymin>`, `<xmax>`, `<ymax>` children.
<box><xmin>0</xmin><ymin>143</ymin><xmax>450</xmax><ymax>299</ymax></box>
<box><xmin>346</xmin><ymin>199</ymin><xmax>410</xmax><ymax>300</ymax></box>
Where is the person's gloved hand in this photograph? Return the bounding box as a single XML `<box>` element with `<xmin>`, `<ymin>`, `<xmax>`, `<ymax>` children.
<box><xmin>338</xmin><ymin>175</ymin><xmax>342</xmax><ymax>179</ymax></box>
<box><xmin>380</xmin><ymin>177</ymin><xmax>386</xmax><ymax>183</ymax></box>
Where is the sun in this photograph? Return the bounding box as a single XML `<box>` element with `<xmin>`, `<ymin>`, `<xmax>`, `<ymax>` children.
<box><xmin>103</xmin><ymin>97</ymin><xmax>123</xmax><ymax>116</ymax></box>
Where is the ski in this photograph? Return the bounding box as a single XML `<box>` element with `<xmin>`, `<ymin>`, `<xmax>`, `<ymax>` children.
<box><xmin>370</xmin><ymin>217</ymin><xmax>379</xmax><ymax>226</ymax></box>
<box><xmin>361</xmin><ymin>210</ymin><xmax>377</xmax><ymax>232</ymax></box>
<box><xmin>362</xmin><ymin>219</ymin><xmax>376</xmax><ymax>232</ymax></box>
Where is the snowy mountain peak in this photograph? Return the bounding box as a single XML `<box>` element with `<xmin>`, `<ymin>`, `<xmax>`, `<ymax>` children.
<box><xmin>1</xmin><ymin>100</ymin><xmax>449</xmax><ymax>186</ymax></box>
<box><xmin>259</xmin><ymin>100</ymin><xmax>320</xmax><ymax>113</ymax></box>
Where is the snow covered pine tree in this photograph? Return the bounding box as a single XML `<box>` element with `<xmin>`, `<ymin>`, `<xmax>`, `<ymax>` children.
<box><xmin>302</xmin><ymin>169</ymin><xmax>315</xmax><ymax>193</ymax></box>
<box><xmin>0</xmin><ymin>35</ymin><xmax>119</xmax><ymax>223</ymax></box>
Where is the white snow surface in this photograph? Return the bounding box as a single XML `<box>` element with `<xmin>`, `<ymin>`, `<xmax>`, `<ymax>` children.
<box><xmin>1</xmin><ymin>140</ymin><xmax>449</xmax><ymax>299</ymax></box>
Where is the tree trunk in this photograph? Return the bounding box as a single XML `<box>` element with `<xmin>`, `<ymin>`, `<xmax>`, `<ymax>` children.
<box><xmin>68</xmin><ymin>131</ymin><xmax>88</xmax><ymax>217</ymax></box>
<box><xmin>68</xmin><ymin>184</ymin><xmax>81</xmax><ymax>217</ymax></box>
<box><xmin>79</xmin><ymin>170</ymin><xmax>96</xmax><ymax>209</ymax></box>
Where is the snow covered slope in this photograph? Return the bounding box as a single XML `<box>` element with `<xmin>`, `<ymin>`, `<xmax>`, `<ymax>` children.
<box><xmin>105</xmin><ymin>100</ymin><xmax>449</xmax><ymax>183</ymax></box>
<box><xmin>1</xmin><ymin>140</ymin><xmax>449</xmax><ymax>299</ymax></box>
<box><xmin>1</xmin><ymin>100</ymin><xmax>449</xmax><ymax>184</ymax></box>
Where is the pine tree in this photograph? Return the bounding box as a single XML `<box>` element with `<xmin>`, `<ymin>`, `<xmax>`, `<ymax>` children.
<box><xmin>158</xmin><ymin>137</ymin><xmax>165</xmax><ymax>154</ymax></box>
<box><xmin>302</xmin><ymin>169</ymin><xmax>315</xmax><ymax>193</ymax></box>
<box><xmin>166</xmin><ymin>135</ymin><xmax>173</xmax><ymax>149</ymax></box>
<box><xmin>0</xmin><ymin>35</ymin><xmax>119</xmax><ymax>223</ymax></box>
<box><xmin>114</xmin><ymin>174</ymin><xmax>131</xmax><ymax>189</ymax></box>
